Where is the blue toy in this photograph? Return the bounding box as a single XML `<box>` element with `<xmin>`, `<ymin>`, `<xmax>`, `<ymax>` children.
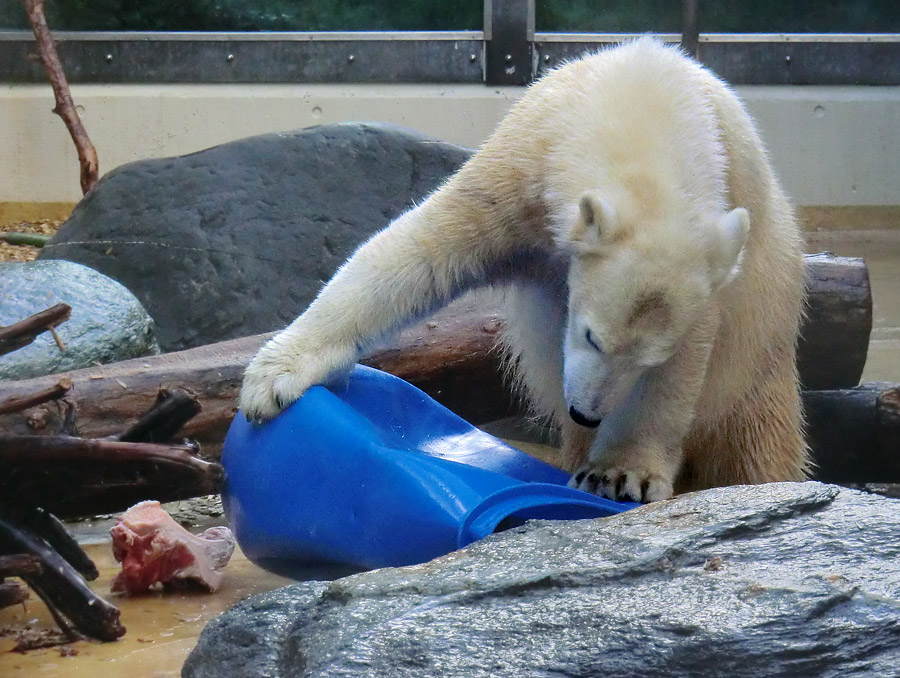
<box><xmin>222</xmin><ymin>365</ymin><xmax>637</xmax><ymax>576</ymax></box>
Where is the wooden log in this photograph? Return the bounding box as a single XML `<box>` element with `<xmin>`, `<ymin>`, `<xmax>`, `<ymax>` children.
<box><xmin>1</xmin><ymin>436</ymin><xmax>224</xmax><ymax>519</ymax></box>
<box><xmin>0</xmin><ymin>253</ymin><xmax>872</xmax><ymax>459</ymax></box>
<box><xmin>798</xmin><ymin>253</ymin><xmax>872</xmax><ymax>390</ymax></box>
<box><xmin>0</xmin><ymin>298</ymin><xmax>513</xmax><ymax>455</ymax></box>
<box><xmin>804</xmin><ymin>384</ymin><xmax>900</xmax><ymax>484</ymax></box>
<box><xmin>488</xmin><ymin>385</ymin><xmax>900</xmax><ymax>486</ymax></box>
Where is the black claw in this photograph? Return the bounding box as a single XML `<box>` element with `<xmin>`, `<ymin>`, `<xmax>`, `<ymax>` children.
<box><xmin>640</xmin><ymin>478</ymin><xmax>651</xmax><ymax>502</ymax></box>
<box><xmin>574</xmin><ymin>471</ymin><xmax>587</xmax><ymax>485</ymax></box>
<box><xmin>615</xmin><ymin>474</ymin><xmax>626</xmax><ymax>499</ymax></box>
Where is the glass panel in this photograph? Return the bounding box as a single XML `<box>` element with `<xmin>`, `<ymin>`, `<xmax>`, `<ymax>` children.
<box><xmin>537</xmin><ymin>0</ymin><xmax>900</xmax><ymax>33</ymax></box>
<box><xmin>0</xmin><ymin>0</ymin><xmax>483</xmax><ymax>31</ymax></box>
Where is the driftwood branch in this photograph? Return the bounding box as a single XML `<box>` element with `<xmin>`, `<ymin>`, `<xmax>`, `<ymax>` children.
<box><xmin>0</xmin><ymin>377</ymin><xmax>71</xmax><ymax>415</ymax></box>
<box><xmin>0</xmin><ymin>510</ymin><xmax>124</xmax><ymax>641</ymax></box>
<box><xmin>2</xmin><ymin>382</ymin><xmax>217</xmax><ymax>519</ymax></box>
<box><xmin>0</xmin><ymin>580</ymin><xmax>31</xmax><ymax>610</ymax></box>
<box><xmin>15</xmin><ymin>507</ymin><xmax>98</xmax><ymax>580</ymax></box>
<box><xmin>118</xmin><ymin>387</ymin><xmax>202</xmax><ymax>443</ymax></box>
<box><xmin>1</xmin><ymin>436</ymin><xmax>222</xmax><ymax>520</ymax></box>
<box><xmin>0</xmin><ymin>384</ymin><xmax>215</xmax><ymax>641</ymax></box>
<box><xmin>0</xmin><ymin>554</ymin><xmax>43</xmax><ymax>578</ymax></box>
<box><xmin>22</xmin><ymin>0</ymin><xmax>98</xmax><ymax>194</ymax></box>
<box><xmin>0</xmin><ymin>303</ymin><xmax>71</xmax><ymax>357</ymax></box>
<box><xmin>0</xmin><ymin>555</ymin><xmax>41</xmax><ymax>609</ymax></box>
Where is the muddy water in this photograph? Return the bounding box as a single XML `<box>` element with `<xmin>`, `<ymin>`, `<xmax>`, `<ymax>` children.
<box><xmin>0</xmin><ymin>541</ymin><xmax>292</xmax><ymax>677</ymax></box>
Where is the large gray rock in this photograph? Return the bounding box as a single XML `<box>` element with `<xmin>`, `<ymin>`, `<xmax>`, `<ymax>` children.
<box><xmin>0</xmin><ymin>260</ymin><xmax>159</xmax><ymax>380</ymax></box>
<box><xmin>39</xmin><ymin>123</ymin><xmax>473</xmax><ymax>352</ymax></box>
<box><xmin>183</xmin><ymin>482</ymin><xmax>900</xmax><ymax>678</ymax></box>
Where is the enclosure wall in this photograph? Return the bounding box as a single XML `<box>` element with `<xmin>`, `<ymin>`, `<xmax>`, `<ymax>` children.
<box><xmin>1</xmin><ymin>82</ymin><xmax>898</xmax><ymax>225</ymax></box>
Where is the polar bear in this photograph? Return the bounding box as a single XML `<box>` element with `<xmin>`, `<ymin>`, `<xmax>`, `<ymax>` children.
<box><xmin>240</xmin><ymin>38</ymin><xmax>811</xmax><ymax>502</ymax></box>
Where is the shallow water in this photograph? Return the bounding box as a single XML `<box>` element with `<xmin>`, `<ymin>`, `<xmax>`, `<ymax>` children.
<box><xmin>0</xmin><ymin>540</ymin><xmax>291</xmax><ymax>677</ymax></box>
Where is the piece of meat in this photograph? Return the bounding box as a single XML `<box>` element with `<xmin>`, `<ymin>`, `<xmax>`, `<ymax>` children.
<box><xmin>110</xmin><ymin>501</ymin><xmax>234</xmax><ymax>594</ymax></box>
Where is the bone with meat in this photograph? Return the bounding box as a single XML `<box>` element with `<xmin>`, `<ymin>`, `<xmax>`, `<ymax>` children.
<box><xmin>110</xmin><ymin>501</ymin><xmax>235</xmax><ymax>594</ymax></box>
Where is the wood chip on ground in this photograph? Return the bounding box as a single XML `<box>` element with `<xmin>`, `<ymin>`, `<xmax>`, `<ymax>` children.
<box><xmin>0</xmin><ymin>219</ymin><xmax>62</xmax><ymax>262</ymax></box>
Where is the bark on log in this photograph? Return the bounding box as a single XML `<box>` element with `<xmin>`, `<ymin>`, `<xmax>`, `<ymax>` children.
<box><xmin>0</xmin><ymin>254</ymin><xmax>872</xmax><ymax>460</ymax></box>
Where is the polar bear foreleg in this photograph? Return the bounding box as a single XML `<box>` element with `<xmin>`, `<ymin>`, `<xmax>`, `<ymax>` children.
<box><xmin>239</xmin><ymin>194</ymin><xmax>517</xmax><ymax>421</ymax></box>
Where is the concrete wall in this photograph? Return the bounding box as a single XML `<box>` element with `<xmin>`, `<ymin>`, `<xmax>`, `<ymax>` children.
<box><xmin>2</xmin><ymin>82</ymin><xmax>899</xmax><ymax>212</ymax></box>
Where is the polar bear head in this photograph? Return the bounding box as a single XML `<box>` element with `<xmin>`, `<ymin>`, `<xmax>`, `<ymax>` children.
<box><xmin>561</xmin><ymin>191</ymin><xmax>749</xmax><ymax>427</ymax></box>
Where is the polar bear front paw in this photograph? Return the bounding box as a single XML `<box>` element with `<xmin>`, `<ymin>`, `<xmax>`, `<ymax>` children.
<box><xmin>567</xmin><ymin>464</ymin><xmax>674</xmax><ymax>503</ymax></box>
<box><xmin>239</xmin><ymin>336</ymin><xmax>356</xmax><ymax>423</ymax></box>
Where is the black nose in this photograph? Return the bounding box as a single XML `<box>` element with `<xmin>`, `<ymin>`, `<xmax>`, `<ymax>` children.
<box><xmin>569</xmin><ymin>406</ymin><xmax>601</xmax><ymax>428</ymax></box>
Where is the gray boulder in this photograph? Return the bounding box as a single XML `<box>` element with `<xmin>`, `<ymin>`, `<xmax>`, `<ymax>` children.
<box><xmin>39</xmin><ymin>123</ymin><xmax>473</xmax><ymax>352</ymax></box>
<box><xmin>183</xmin><ymin>482</ymin><xmax>900</xmax><ymax>678</ymax></box>
<box><xmin>0</xmin><ymin>260</ymin><xmax>159</xmax><ymax>380</ymax></box>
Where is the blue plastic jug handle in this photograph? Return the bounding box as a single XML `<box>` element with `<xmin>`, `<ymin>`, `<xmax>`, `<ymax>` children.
<box><xmin>458</xmin><ymin>484</ymin><xmax>637</xmax><ymax>548</ymax></box>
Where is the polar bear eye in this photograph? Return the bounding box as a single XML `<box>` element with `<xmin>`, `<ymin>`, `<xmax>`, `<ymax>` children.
<box><xmin>585</xmin><ymin>329</ymin><xmax>603</xmax><ymax>353</ymax></box>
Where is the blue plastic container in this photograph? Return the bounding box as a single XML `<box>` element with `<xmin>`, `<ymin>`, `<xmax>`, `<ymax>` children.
<box><xmin>223</xmin><ymin>365</ymin><xmax>637</xmax><ymax>576</ymax></box>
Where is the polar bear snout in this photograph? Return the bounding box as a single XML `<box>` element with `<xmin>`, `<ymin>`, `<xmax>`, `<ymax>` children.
<box><xmin>569</xmin><ymin>406</ymin><xmax>602</xmax><ymax>428</ymax></box>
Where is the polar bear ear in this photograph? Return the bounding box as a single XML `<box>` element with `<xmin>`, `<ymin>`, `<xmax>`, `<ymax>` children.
<box><xmin>568</xmin><ymin>192</ymin><xmax>617</xmax><ymax>252</ymax></box>
<box><xmin>710</xmin><ymin>207</ymin><xmax>750</xmax><ymax>288</ymax></box>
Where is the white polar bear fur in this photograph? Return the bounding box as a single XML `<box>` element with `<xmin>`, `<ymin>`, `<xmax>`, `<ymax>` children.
<box><xmin>240</xmin><ymin>38</ymin><xmax>810</xmax><ymax>502</ymax></box>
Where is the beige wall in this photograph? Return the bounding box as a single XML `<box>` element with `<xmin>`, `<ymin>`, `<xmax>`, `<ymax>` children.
<box><xmin>2</xmin><ymin>82</ymin><xmax>899</xmax><ymax>212</ymax></box>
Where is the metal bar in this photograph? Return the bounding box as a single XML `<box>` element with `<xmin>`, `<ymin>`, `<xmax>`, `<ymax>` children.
<box><xmin>0</xmin><ymin>35</ymin><xmax>484</xmax><ymax>84</ymax></box>
<box><xmin>484</xmin><ymin>0</ymin><xmax>534</xmax><ymax>85</ymax></box>
<box><xmin>533</xmin><ymin>34</ymin><xmax>900</xmax><ymax>85</ymax></box>
<box><xmin>699</xmin><ymin>39</ymin><xmax>900</xmax><ymax>85</ymax></box>
<box><xmin>0</xmin><ymin>30</ymin><xmax>483</xmax><ymax>42</ymax></box>
<box><xmin>699</xmin><ymin>33</ymin><xmax>900</xmax><ymax>43</ymax></box>
<box><xmin>682</xmin><ymin>0</ymin><xmax>700</xmax><ymax>59</ymax></box>
<box><xmin>2</xmin><ymin>30</ymin><xmax>900</xmax><ymax>85</ymax></box>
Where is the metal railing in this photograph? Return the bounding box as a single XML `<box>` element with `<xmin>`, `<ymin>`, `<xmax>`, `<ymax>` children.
<box><xmin>1</xmin><ymin>0</ymin><xmax>898</xmax><ymax>85</ymax></box>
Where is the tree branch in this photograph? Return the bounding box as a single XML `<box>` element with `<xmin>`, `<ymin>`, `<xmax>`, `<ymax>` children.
<box><xmin>0</xmin><ymin>303</ymin><xmax>71</xmax><ymax>357</ymax></box>
<box><xmin>0</xmin><ymin>377</ymin><xmax>72</xmax><ymax>415</ymax></box>
<box><xmin>22</xmin><ymin>0</ymin><xmax>99</xmax><ymax>194</ymax></box>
